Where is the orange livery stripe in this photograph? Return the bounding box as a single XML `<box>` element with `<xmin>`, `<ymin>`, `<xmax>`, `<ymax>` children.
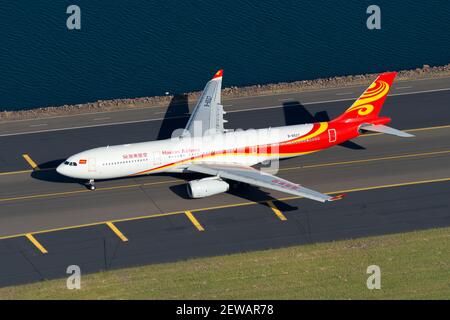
<box><xmin>128</xmin><ymin>124</ymin><xmax>332</xmax><ymax>176</ymax></box>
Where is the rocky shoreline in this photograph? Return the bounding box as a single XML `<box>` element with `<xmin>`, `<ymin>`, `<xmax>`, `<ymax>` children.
<box><xmin>1</xmin><ymin>63</ymin><xmax>449</xmax><ymax>122</ymax></box>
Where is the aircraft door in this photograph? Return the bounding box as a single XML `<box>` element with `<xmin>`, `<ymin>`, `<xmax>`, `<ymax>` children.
<box><xmin>88</xmin><ymin>158</ymin><xmax>97</xmax><ymax>172</ymax></box>
<box><xmin>151</xmin><ymin>151</ymin><xmax>162</xmax><ymax>166</ymax></box>
<box><xmin>328</xmin><ymin>129</ymin><xmax>337</xmax><ymax>143</ymax></box>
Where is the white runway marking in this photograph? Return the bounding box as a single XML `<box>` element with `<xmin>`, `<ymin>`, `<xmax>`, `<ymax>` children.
<box><xmin>229</xmin><ymin>87</ymin><xmax>450</xmax><ymax>114</ymax></box>
<box><xmin>335</xmin><ymin>92</ymin><xmax>354</xmax><ymax>96</ymax></box>
<box><xmin>29</xmin><ymin>123</ymin><xmax>47</xmax><ymax>127</ymax></box>
<box><xmin>1</xmin><ymin>87</ymin><xmax>449</xmax><ymax>137</ymax></box>
<box><xmin>396</xmin><ymin>86</ymin><xmax>412</xmax><ymax>89</ymax></box>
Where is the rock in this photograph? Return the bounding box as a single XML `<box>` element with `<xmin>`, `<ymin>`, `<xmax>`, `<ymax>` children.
<box><xmin>2</xmin><ymin>63</ymin><xmax>450</xmax><ymax>121</ymax></box>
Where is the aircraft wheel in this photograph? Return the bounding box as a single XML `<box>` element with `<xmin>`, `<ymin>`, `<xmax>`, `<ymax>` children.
<box><xmin>87</xmin><ymin>179</ymin><xmax>96</xmax><ymax>190</ymax></box>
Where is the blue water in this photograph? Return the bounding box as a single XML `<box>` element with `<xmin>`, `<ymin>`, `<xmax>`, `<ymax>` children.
<box><xmin>0</xmin><ymin>0</ymin><xmax>449</xmax><ymax>111</ymax></box>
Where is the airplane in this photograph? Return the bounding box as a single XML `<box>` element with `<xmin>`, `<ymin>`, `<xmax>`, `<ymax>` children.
<box><xmin>56</xmin><ymin>69</ymin><xmax>413</xmax><ymax>202</ymax></box>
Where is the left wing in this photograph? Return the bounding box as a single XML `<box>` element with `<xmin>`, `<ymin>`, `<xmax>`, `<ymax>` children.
<box><xmin>183</xmin><ymin>69</ymin><xmax>226</xmax><ymax>137</ymax></box>
<box><xmin>187</xmin><ymin>163</ymin><xmax>345</xmax><ymax>203</ymax></box>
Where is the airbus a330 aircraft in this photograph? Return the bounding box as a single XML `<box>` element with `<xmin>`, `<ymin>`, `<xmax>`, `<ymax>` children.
<box><xmin>57</xmin><ymin>70</ymin><xmax>413</xmax><ymax>202</ymax></box>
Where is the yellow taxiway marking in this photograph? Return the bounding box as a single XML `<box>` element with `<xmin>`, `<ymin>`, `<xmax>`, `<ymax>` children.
<box><xmin>362</xmin><ymin>123</ymin><xmax>450</xmax><ymax>137</ymax></box>
<box><xmin>184</xmin><ymin>211</ymin><xmax>205</xmax><ymax>231</ymax></box>
<box><xmin>406</xmin><ymin>124</ymin><xmax>450</xmax><ymax>133</ymax></box>
<box><xmin>0</xmin><ymin>169</ymin><xmax>33</xmax><ymax>176</ymax></box>
<box><xmin>0</xmin><ymin>167</ymin><xmax>53</xmax><ymax>176</ymax></box>
<box><xmin>1</xmin><ymin>148</ymin><xmax>449</xmax><ymax>204</ymax></box>
<box><xmin>21</xmin><ymin>154</ymin><xmax>39</xmax><ymax>171</ymax></box>
<box><xmin>0</xmin><ymin>179</ymin><xmax>177</xmax><ymax>203</ymax></box>
<box><xmin>267</xmin><ymin>201</ymin><xmax>287</xmax><ymax>221</ymax></box>
<box><xmin>106</xmin><ymin>222</ymin><xmax>128</xmax><ymax>242</ymax></box>
<box><xmin>1</xmin><ymin>177</ymin><xmax>449</xmax><ymax>241</ymax></box>
<box><xmin>281</xmin><ymin>149</ymin><xmax>450</xmax><ymax>171</ymax></box>
<box><xmin>25</xmin><ymin>233</ymin><xmax>48</xmax><ymax>254</ymax></box>
<box><xmin>0</xmin><ymin>123</ymin><xmax>449</xmax><ymax>177</ymax></box>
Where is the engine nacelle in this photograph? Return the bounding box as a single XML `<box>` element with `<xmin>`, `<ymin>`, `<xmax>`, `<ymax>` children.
<box><xmin>187</xmin><ymin>178</ymin><xmax>230</xmax><ymax>198</ymax></box>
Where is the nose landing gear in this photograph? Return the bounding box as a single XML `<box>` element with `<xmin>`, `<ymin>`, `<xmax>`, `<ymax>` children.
<box><xmin>86</xmin><ymin>179</ymin><xmax>96</xmax><ymax>190</ymax></box>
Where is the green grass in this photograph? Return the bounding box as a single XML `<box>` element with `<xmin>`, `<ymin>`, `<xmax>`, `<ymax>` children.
<box><xmin>1</xmin><ymin>227</ymin><xmax>449</xmax><ymax>299</ymax></box>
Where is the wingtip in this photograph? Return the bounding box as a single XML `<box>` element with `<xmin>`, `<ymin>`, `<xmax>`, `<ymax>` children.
<box><xmin>329</xmin><ymin>193</ymin><xmax>346</xmax><ymax>201</ymax></box>
<box><xmin>402</xmin><ymin>133</ymin><xmax>415</xmax><ymax>138</ymax></box>
<box><xmin>212</xmin><ymin>69</ymin><xmax>223</xmax><ymax>79</ymax></box>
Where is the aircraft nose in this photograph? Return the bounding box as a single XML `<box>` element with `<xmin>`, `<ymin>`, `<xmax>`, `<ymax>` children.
<box><xmin>56</xmin><ymin>163</ymin><xmax>65</xmax><ymax>175</ymax></box>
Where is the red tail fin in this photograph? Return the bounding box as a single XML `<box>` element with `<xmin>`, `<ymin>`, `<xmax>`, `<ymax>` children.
<box><xmin>333</xmin><ymin>72</ymin><xmax>397</xmax><ymax>123</ymax></box>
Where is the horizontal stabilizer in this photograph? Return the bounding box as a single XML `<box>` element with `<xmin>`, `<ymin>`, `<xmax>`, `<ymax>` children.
<box><xmin>361</xmin><ymin>124</ymin><xmax>414</xmax><ymax>137</ymax></box>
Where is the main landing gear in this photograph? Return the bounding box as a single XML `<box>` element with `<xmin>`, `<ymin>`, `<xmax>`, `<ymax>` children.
<box><xmin>86</xmin><ymin>179</ymin><xmax>96</xmax><ymax>190</ymax></box>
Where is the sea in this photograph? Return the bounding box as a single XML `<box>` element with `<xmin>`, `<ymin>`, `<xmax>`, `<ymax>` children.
<box><xmin>0</xmin><ymin>0</ymin><xmax>449</xmax><ymax>111</ymax></box>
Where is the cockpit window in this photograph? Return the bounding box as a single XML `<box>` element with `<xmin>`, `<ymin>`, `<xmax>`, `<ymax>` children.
<box><xmin>64</xmin><ymin>161</ymin><xmax>69</xmax><ymax>165</ymax></box>
<box><xmin>64</xmin><ymin>161</ymin><xmax>77</xmax><ymax>166</ymax></box>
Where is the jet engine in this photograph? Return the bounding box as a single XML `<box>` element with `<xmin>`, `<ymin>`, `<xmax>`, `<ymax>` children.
<box><xmin>187</xmin><ymin>178</ymin><xmax>230</xmax><ymax>198</ymax></box>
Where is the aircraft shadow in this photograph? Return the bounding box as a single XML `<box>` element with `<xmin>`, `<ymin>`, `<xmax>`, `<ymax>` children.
<box><xmin>156</xmin><ymin>93</ymin><xmax>190</xmax><ymax>140</ymax></box>
<box><xmin>282</xmin><ymin>101</ymin><xmax>330</xmax><ymax>125</ymax></box>
<box><xmin>227</xmin><ymin>184</ymin><xmax>297</xmax><ymax>211</ymax></box>
<box><xmin>31</xmin><ymin>159</ymin><xmax>82</xmax><ymax>184</ymax></box>
<box><xmin>170</xmin><ymin>178</ymin><xmax>297</xmax><ymax>211</ymax></box>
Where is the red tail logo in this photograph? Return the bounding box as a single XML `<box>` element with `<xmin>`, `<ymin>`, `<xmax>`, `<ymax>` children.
<box><xmin>334</xmin><ymin>72</ymin><xmax>397</xmax><ymax>123</ymax></box>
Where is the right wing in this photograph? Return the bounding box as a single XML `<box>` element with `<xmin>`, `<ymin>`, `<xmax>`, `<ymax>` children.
<box><xmin>183</xmin><ymin>70</ymin><xmax>227</xmax><ymax>137</ymax></box>
<box><xmin>188</xmin><ymin>163</ymin><xmax>345</xmax><ymax>203</ymax></box>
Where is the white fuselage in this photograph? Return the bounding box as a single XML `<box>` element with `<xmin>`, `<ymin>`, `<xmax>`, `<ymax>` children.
<box><xmin>56</xmin><ymin>123</ymin><xmax>314</xmax><ymax>180</ymax></box>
